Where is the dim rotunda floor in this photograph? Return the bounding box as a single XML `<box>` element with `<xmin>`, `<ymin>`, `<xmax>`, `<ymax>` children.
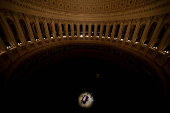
<box><xmin>4</xmin><ymin>57</ymin><xmax>168</xmax><ymax>112</ymax></box>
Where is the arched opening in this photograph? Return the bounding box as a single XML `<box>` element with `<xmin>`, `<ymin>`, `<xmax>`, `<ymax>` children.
<box><xmin>6</xmin><ymin>18</ymin><xmax>21</xmax><ymax>44</ymax></box>
<box><xmin>144</xmin><ymin>22</ymin><xmax>157</xmax><ymax>44</ymax></box>
<box><xmin>85</xmin><ymin>25</ymin><xmax>88</xmax><ymax>36</ymax></box>
<box><xmin>80</xmin><ymin>24</ymin><xmax>83</xmax><ymax>37</ymax></box>
<box><xmin>47</xmin><ymin>23</ymin><xmax>53</xmax><ymax>38</ymax></box>
<box><xmin>128</xmin><ymin>25</ymin><xmax>136</xmax><ymax>41</ymax></box>
<box><xmin>108</xmin><ymin>25</ymin><xmax>113</xmax><ymax>38</ymax></box>
<box><xmin>19</xmin><ymin>19</ymin><xmax>31</xmax><ymax>42</ymax></box>
<box><xmin>68</xmin><ymin>24</ymin><xmax>71</xmax><ymax>36</ymax></box>
<box><xmin>61</xmin><ymin>24</ymin><xmax>66</xmax><ymax>37</ymax></box>
<box><xmin>39</xmin><ymin>22</ymin><xmax>46</xmax><ymax>39</ymax></box>
<box><xmin>121</xmin><ymin>25</ymin><xmax>128</xmax><ymax>40</ymax></box>
<box><xmin>0</xmin><ymin>23</ymin><xmax>11</xmax><ymax>49</ymax></box>
<box><xmin>91</xmin><ymin>25</ymin><xmax>94</xmax><ymax>37</ymax></box>
<box><xmin>30</xmin><ymin>22</ymin><xmax>39</xmax><ymax>40</ymax></box>
<box><xmin>102</xmin><ymin>25</ymin><xmax>107</xmax><ymax>37</ymax></box>
<box><xmin>153</xmin><ymin>23</ymin><xmax>170</xmax><ymax>48</ymax></box>
<box><xmin>74</xmin><ymin>24</ymin><xmax>77</xmax><ymax>36</ymax></box>
<box><xmin>97</xmin><ymin>25</ymin><xmax>100</xmax><ymax>37</ymax></box>
<box><xmin>55</xmin><ymin>23</ymin><xmax>59</xmax><ymax>37</ymax></box>
<box><xmin>114</xmin><ymin>24</ymin><xmax>120</xmax><ymax>38</ymax></box>
<box><xmin>136</xmin><ymin>24</ymin><xmax>146</xmax><ymax>42</ymax></box>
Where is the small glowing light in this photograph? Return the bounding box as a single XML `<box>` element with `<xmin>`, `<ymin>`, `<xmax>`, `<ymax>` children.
<box><xmin>128</xmin><ymin>40</ymin><xmax>130</xmax><ymax>41</ymax></box>
<box><xmin>135</xmin><ymin>42</ymin><xmax>138</xmax><ymax>44</ymax></box>
<box><xmin>92</xmin><ymin>32</ymin><xmax>93</xmax><ymax>33</ymax></box>
<box><xmin>51</xmin><ymin>37</ymin><xmax>53</xmax><ymax>39</ymax></box>
<box><xmin>121</xmin><ymin>39</ymin><xmax>123</xmax><ymax>41</ymax></box>
<box><xmin>44</xmin><ymin>38</ymin><xmax>45</xmax><ymax>39</ymax></box>
<box><xmin>108</xmin><ymin>37</ymin><xmax>110</xmax><ymax>38</ymax></box>
<box><xmin>80</xmin><ymin>35</ymin><xmax>83</xmax><ymax>37</ymax></box>
<box><xmin>167</xmin><ymin>51</ymin><xmax>169</xmax><ymax>53</ymax></box>
<box><xmin>144</xmin><ymin>44</ymin><xmax>147</xmax><ymax>46</ymax></box>
<box><xmin>7</xmin><ymin>46</ymin><xmax>12</xmax><ymax>49</ymax></box>
<box><xmin>28</xmin><ymin>41</ymin><xmax>31</xmax><ymax>43</ymax></box>
<box><xmin>114</xmin><ymin>38</ymin><xmax>117</xmax><ymax>39</ymax></box>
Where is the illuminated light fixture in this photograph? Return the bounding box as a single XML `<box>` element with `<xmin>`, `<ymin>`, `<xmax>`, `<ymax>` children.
<box><xmin>144</xmin><ymin>44</ymin><xmax>147</xmax><ymax>46</ymax></box>
<box><xmin>51</xmin><ymin>37</ymin><xmax>53</xmax><ymax>39</ymax></box>
<box><xmin>163</xmin><ymin>51</ymin><xmax>169</xmax><ymax>54</ymax></box>
<box><xmin>92</xmin><ymin>32</ymin><xmax>93</xmax><ymax>33</ymax></box>
<box><xmin>135</xmin><ymin>42</ymin><xmax>138</xmax><ymax>44</ymax></box>
<box><xmin>18</xmin><ymin>43</ymin><xmax>22</xmax><ymax>45</ymax></box>
<box><xmin>127</xmin><ymin>40</ymin><xmax>130</xmax><ymax>41</ymax></box>
<box><xmin>28</xmin><ymin>41</ymin><xmax>31</xmax><ymax>43</ymax></box>
<box><xmin>97</xmin><ymin>36</ymin><xmax>99</xmax><ymax>37</ymax></box>
<box><xmin>80</xmin><ymin>35</ymin><xmax>83</xmax><ymax>37</ymax></box>
<box><xmin>44</xmin><ymin>38</ymin><xmax>45</xmax><ymax>39</ymax></box>
<box><xmin>36</xmin><ymin>39</ymin><xmax>39</xmax><ymax>41</ymax></box>
<box><xmin>120</xmin><ymin>39</ymin><xmax>123</xmax><ymax>41</ymax></box>
<box><xmin>108</xmin><ymin>37</ymin><xmax>110</xmax><ymax>38</ymax></box>
<box><xmin>7</xmin><ymin>46</ymin><xmax>12</xmax><ymax>49</ymax></box>
<box><xmin>63</xmin><ymin>36</ymin><xmax>66</xmax><ymax>38</ymax></box>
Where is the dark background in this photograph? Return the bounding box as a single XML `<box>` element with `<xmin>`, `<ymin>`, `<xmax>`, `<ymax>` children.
<box><xmin>3</xmin><ymin>56</ymin><xmax>167</xmax><ymax>112</ymax></box>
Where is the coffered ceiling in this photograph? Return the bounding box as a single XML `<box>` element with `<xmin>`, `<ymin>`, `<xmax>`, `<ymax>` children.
<box><xmin>24</xmin><ymin>0</ymin><xmax>159</xmax><ymax>14</ymax></box>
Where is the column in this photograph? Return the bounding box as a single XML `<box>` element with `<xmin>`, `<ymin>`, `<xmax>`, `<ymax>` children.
<box><xmin>105</xmin><ymin>23</ymin><xmax>110</xmax><ymax>40</ymax></box>
<box><xmin>24</xmin><ymin>14</ymin><xmax>36</xmax><ymax>44</ymax></box>
<box><xmin>35</xmin><ymin>17</ymin><xmax>44</xmax><ymax>42</ymax></box>
<box><xmin>58</xmin><ymin>21</ymin><xmax>63</xmax><ymax>40</ymax></box>
<box><xmin>99</xmin><ymin>23</ymin><xmax>103</xmax><ymax>41</ymax></box>
<box><xmin>83</xmin><ymin>23</ymin><xmax>85</xmax><ymax>40</ymax></box>
<box><xmin>94</xmin><ymin>23</ymin><xmax>97</xmax><ymax>39</ymax></box>
<box><xmin>140</xmin><ymin>17</ymin><xmax>153</xmax><ymax>45</ymax></box>
<box><xmin>111</xmin><ymin>23</ymin><xmax>116</xmax><ymax>42</ymax></box>
<box><xmin>124</xmin><ymin>20</ymin><xmax>132</xmax><ymax>42</ymax></box>
<box><xmin>129</xmin><ymin>19</ymin><xmax>141</xmax><ymax>47</ymax></box>
<box><xmin>44</xmin><ymin>18</ymin><xmax>51</xmax><ymax>41</ymax></box>
<box><xmin>116</xmin><ymin>22</ymin><xmax>123</xmax><ymax>44</ymax></box>
<box><xmin>0</xmin><ymin>12</ymin><xmax>17</xmax><ymax>47</ymax></box>
<box><xmin>12</xmin><ymin>12</ymin><xmax>27</xmax><ymax>45</ymax></box>
<box><xmin>89</xmin><ymin>23</ymin><xmax>91</xmax><ymax>38</ymax></box>
<box><xmin>51</xmin><ymin>20</ymin><xmax>56</xmax><ymax>38</ymax></box>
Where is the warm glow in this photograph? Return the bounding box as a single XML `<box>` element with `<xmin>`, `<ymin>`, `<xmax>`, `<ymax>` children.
<box><xmin>78</xmin><ymin>92</ymin><xmax>94</xmax><ymax>109</ymax></box>
<box><xmin>80</xmin><ymin>35</ymin><xmax>83</xmax><ymax>37</ymax></box>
